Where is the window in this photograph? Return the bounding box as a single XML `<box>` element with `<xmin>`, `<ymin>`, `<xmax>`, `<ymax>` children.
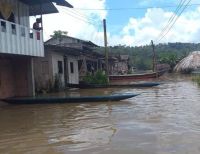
<box><xmin>70</xmin><ymin>62</ymin><xmax>74</xmax><ymax>73</ymax></box>
<box><xmin>1</xmin><ymin>21</ymin><xmax>6</xmax><ymax>32</ymax></box>
<box><xmin>11</xmin><ymin>24</ymin><xmax>16</xmax><ymax>35</ymax></box>
<box><xmin>58</xmin><ymin>61</ymin><xmax>63</xmax><ymax>74</ymax></box>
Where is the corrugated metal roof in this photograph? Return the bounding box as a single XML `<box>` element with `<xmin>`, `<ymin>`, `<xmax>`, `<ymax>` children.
<box><xmin>21</xmin><ymin>0</ymin><xmax>73</xmax><ymax>7</ymax></box>
<box><xmin>20</xmin><ymin>0</ymin><xmax>73</xmax><ymax>16</ymax></box>
<box><xmin>29</xmin><ymin>3</ymin><xmax>58</xmax><ymax>16</ymax></box>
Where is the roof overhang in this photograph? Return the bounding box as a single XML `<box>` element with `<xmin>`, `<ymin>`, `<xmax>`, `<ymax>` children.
<box><xmin>20</xmin><ymin>0</ymin><xmax>73</xmax><ymax>16</ymax></box>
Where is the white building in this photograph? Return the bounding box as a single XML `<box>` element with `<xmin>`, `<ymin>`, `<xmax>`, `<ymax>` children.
<box><xmin>0</xmin><ymin>0</ymin><xmax>72</xmax><ymax>98</ymax></box>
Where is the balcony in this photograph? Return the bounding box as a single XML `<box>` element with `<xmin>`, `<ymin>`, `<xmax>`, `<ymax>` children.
<box><xmin>0</xmin><ymin>19</ymin><xmax>44</xmax><ymax>57</ymax></box>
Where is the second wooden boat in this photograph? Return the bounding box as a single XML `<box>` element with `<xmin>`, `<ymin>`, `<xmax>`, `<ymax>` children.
<box><xmin>109</xmin><ymin>70</ymin><xmax>165</xmax><ymax>81</ymax></box>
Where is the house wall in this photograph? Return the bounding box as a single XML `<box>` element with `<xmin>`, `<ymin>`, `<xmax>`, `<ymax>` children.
<box><xmin>0</xmin><ymin>58</ymin><xmax>15</xmax><ymax>98</ymax></box>
<box><xmin>117</xmin><ymin>61</ymin><xmax>128</xmax><ymax>74</ymax></box>
<box><xmin>0</xmin><ymin>0</ymin><xmax>29</xmax><ymax>27</ymax></box>
<box><xmin>33</xmin><ymin>51</ymin><xmax>53</xmax><ymax>91</ymax></box>
<box><xmin>45</xmin><ymin>37</ymin><xmax>80</xmax><ymax>45</ymax></box>
<box><xmin>51</xmin><ymin>51</ymin><xmax>65</xmax><ymax>86</ymax></box>
<box><xmin>34</xmin><ymin>50</ymin><xmax>80</xmax><ymax>90</ymax></box>
<box><xmin>0</xmin><ymin>55</ymin><xmax>33</xmax><ymax>98</ymax></box>
<box><xmin>0</xmin><ymin>0</ymin><xmax>44</xmax><ymax>57</ymax></box>
<box><xmin>66</xmin><ymin>56</ymin><xmax>79</xmax><ymax>84</ymax></box>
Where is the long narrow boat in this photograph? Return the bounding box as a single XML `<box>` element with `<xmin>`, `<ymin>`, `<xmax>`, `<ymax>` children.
<box><xmin>68</xmin><ymin>82</ymin><xmax>160</xmax><ymax>89</ymax></box>
<box><xmin>109</xmin><ymin>70</ymin><xmax>166</xmax><ymax>81</ymax></box>
<box><xmin>1</xmin><ymin>93</ymin><xmax>139</xmax><ymax>104</ymax></box>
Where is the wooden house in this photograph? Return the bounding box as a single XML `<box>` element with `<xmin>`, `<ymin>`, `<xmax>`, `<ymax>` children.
<box><xmin>108</xmin><ymin>55</ymin><xmax>130</xmax><ymax>75</ymax></box>
<box><xmin>0</xmin><ymin>0</ymin><xmax>72</xmax><ymax>98</ymax></box>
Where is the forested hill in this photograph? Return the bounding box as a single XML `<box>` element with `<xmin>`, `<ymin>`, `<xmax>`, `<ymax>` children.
<box><xmin>96</xmin><ymin>43</ymin><xmax>200</xmax><ymax>70</ymax></box>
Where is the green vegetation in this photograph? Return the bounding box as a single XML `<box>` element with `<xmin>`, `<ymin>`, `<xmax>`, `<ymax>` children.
<box><xmin>158</xmin><ymin>52</ymin><xmax>178</xmax><ymax>71</ymax></box>
<box><xmin>50</xmin><ymin>30</ymin><xmax>68</xmax><ymax>39</ymax></box>
<box><xmin>35</xmin><ymin>74</ymin><xmax>63</xmax><ymax>95</ymax></box>
<box><xmin>83</xmin><ymin>71</ymin><xmax>108</xmax><ymax>85</ymax></box>
<box><xmin>192</xmin><ymin>75</ymin><xmax>200</xmax><ymax>86</ymax></box>
<box><xmin>95</xmin><ymin>43</ymin><xmax>200</xmax><ymax>71</ymax></box>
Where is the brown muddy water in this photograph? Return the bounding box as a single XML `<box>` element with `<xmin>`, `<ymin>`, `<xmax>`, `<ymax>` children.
<box><xmin>1</xmin><ymin>75</ymin><xmax>200</xmax><ymax>154</ymax></box>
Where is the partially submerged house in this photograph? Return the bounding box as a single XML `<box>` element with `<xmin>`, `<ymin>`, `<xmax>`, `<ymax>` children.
<box><xmin>34</xmin><ymin>44</ymin><xmax>80</xmax><ymax>92</ymax></box>
<box><xmin>0</xmin><ymin>0</ymin><xmax>72</xmax><ymax>98</ymax></box>
<box><xmin>34</xmin><ymin>36</ymin><xmax>103</xmax><ymax>92</ymax></box>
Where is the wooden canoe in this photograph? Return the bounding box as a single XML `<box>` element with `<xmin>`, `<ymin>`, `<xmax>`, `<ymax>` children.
<box><xmin>68</xmin><ymin>82</ymin><xmax>160</xmax><ymax>89</ymax></box>
<box><xmin>1</xmin><ymin>93</ymin><xmax>139</xmax><ymax>104</ymax></box>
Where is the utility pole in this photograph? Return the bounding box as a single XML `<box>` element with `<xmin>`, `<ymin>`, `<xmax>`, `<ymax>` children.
<box><xmin>103</xmin><ymin>19</ymin><xmax>109</xmax><ymax>82</ymax></box>
<box><xmin>151</xmin><ymin>40</ymin><xmax>156</xmax><ymax>72</ymax></box>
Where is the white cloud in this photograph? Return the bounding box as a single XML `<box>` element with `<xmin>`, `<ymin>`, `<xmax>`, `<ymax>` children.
<box><xmin>34</xmin><ymin>0</ymin><xmax>107</xmax><ymax>44</ymax></box>
<box><xmin>108</xmin><ymin>7</ymin><xmax>200</xmax><ymax>46</ymax></box>
<box><xmin>34</xmin><ymin>0</ymin><xmax>200</xmax><ymax>47</ymax></box>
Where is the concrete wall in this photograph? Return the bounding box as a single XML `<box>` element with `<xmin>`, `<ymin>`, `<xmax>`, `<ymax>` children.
<box><xmin>34</xmin><ymin>51</ymin><xmax>53</xmax><ymax>90</ymax></box>
<box><xmin>34</xmin><ymin>50</ymin><xmax>65</xmax><ymax>91</ymax></box>
<box><xmin>0</xmin><ymin>55</ymin><xmax>33</xmax><ymax>98</ymax></box>
<box><xmin>51</xmin><ymin>51</ymin><xmax>65</xmax><ymax>86</ymax></box>
<box><xmin>0</xmin><ymin>58</ymin><xmax>15</xmax><ymax>98</ymax></box>
<box><xmin>46</xmin><ymin>36</ymin><xmax>80</xmax><ymax>45</ymax></box>
<box><xmin>34</xmin><ymin>50</ymin><xmax>80</xmax><ymax>90</ymax></box>
<box><xmin>66</xmin><ymin>56</ymin><xmax>79</xmax><ymax>84</ymax></box>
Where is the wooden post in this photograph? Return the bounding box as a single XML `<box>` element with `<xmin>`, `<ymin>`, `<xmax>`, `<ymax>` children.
<box><xmin>103</xmin><ymin>19</ymin><xmax>109</xmax><ymax>83</ymax></box>
<box><xmin>17</xmin><ymin>0</ymin><xmax>20</xmax><ymax>24</ymax></box>
<box><xmin>40</xmin><ymin>1</ymin><xmax>44</xmax><ymax>41</ymax></box>
<box><xmin>151</xmin><ymin>40</ymin><xmax>156</xmax><ymax>72</ymax></box>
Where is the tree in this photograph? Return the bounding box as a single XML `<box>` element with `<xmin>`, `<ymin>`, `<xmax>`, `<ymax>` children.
<box><xmin>50</xmin><ymin>30</ymin><xmax>68</xmax><ymax>39</ymax></box>
<box><xmin>159</xmin><ymin>52</ymin><xmax>178</xmax><ymax>71</ymax></box>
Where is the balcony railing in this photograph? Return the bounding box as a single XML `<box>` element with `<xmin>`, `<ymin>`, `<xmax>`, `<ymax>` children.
<box><xmin>0</xmin><ymin>19</ymin><xmax>44</xmax><ymax>57</ymax></box>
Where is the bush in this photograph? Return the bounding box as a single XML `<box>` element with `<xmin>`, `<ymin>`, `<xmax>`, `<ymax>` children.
<box><xmin>192</xmin><ymin>75</ymin><xmax>200</xmax><ymax>86</ymax></box>
<box><xmin>83</xmin><ymin>71</ymin><xmax>108</xmax><ymax>85</ymax></box>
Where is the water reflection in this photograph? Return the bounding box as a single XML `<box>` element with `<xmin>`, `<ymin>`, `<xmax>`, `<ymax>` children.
<box><xmin>1</xmin><ymin>75</ymin><xmax>200</xmax><ymax>154</ymax></box>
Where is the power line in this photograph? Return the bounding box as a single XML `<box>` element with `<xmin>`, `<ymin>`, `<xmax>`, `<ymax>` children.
<box><xmin>156</xmin><ymin>0</ymin><xmax>186</xmax><ymax>41</ymax></box>
<box><xmin>60</xmin><ymin>6</ymin><xmax>99</xmax><ymax>24</ymax></box>
<box><xmin>59</xmin><ymin>7</ymin><xmax>104</xmax><ymax>28</ymax></box>
<box><xmin>59</xmin><ymin>7</ymin><xmax>99</xmax><ymax>26</ymax></box>
<box><xmin>157</xmin><ymin>0</ymin><xmax>192</xmax><ymax>43</ymax></box>
<box><xmin>58</xmin><ymin>7</ymin><xmax>103</xmax><ymax>45</ymax></box>
<box><xmin>72</xmin><ymin>3</ymin><xmax>200</xmax><ymax>11</ymax></box>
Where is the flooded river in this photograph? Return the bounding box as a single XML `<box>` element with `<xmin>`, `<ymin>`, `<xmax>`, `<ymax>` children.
<box><xmin>1</xmin><ymin>75</ymin><xmax>200</xmax><ymax>154</ymax></box>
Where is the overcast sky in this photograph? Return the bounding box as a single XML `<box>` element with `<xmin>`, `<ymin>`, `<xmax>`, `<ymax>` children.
<box><xmin>36</xmin><ymin>0</ymin><xmax>200</xmax><ymax>47</ymax></box>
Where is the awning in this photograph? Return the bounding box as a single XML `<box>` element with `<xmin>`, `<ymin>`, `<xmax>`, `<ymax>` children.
<box><xmin>20</xmin><ymin>0</ymin><xmax>73</xmax><ymax>16</ymax></box>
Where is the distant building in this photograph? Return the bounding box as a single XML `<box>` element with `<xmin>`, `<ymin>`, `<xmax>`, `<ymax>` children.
<box><xmin>108</xmin><ymin>55</ymin><xmax>130</xmax><ymax>75</ymax></box>
<box><xmin>0</xmin><ymin>0</ymin><xmax>72</xmax><ymax>98</ymax></box>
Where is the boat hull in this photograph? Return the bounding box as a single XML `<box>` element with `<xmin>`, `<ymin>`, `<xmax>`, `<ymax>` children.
<box><xmin>109</xmin><ymin>71</ymin><xmax>165</xmax><ymax>81</ymax></box>
<box><xmin>1</xmin><ymin>94</ymin><xmax>139</xmax><ymax>104</ymax></box>
<box><xmin>68</xmin><ymin>82</ymin><xmax>160</xmax><ymax>89</ymax></box>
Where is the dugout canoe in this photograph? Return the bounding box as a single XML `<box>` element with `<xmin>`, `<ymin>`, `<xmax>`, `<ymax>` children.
<box><xmin>1</xmin><ymin>93</ymin><xmax>139</xmax><ymax>104</ymax></box>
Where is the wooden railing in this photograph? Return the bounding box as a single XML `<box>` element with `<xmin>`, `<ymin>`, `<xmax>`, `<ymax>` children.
<box><xmin>0</xmin><ymin>19</ymin><xmax>44</xmax><ymax>57</ymax></box>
